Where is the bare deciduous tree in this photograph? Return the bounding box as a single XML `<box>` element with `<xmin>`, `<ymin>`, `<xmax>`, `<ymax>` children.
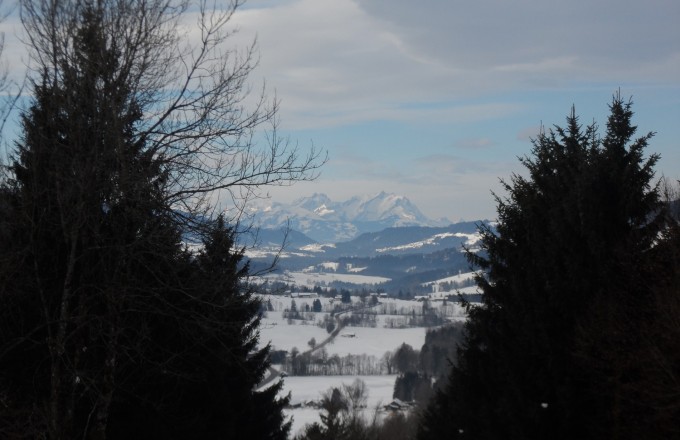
<box><xmin>0</xmin><ymin>0</ymin><xmax>321</xmax><ymax>438</ymax></box>
<box><xmin>20</xmin><ymin>0</ymin><xmax>324</xmax><ymax>218</ymax></box>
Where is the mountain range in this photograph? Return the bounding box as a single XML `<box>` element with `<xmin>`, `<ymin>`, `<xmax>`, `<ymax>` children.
<box><xmin>239</xmin><ymin>193</ymin><xmax>491</xmax><ymax>290</ymax></box>
<box><xmin>246</xmin><ymin>191</ymin><xmax>452</xmax><ymax>243</ymax></box>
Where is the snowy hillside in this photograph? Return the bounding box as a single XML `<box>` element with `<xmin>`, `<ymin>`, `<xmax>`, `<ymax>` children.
<box><xmin>238</xmin><ymin>197</ymin><xmax>491</xmax><ymax>292</ymax></box>
<box><xmin>244</xmin><ymin>221</ymin><xmax>490</xmax><ymax>292</ymax></box>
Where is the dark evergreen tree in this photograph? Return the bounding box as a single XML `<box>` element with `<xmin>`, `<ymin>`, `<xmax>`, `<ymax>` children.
<box><xmin>107</xmin><ymin>216</ymin><xmax>290</xmax><ymax>439</ymax></box>
<box><xmin>629</xmin><ymin>193</ymin><xmax>680</xmax><ymax>438</ymax></box>
<box><xmin>419</xmin><ymin>96</ymin><xmax>672</xmax><ymax>440</ymax></box>
<box><xmin>393</xmin><ymin>343</ymin><xmax>419</xmax><ymax>375</ymax></box>
<box><xmin>0</xmin><ymin>1</ymin><xmax>295</xmax><ymax>438</ymax></box>
<box><xmin>313</xmin><ymin>298</ymin><xmax>323</xmax><ymax>312</ymax></box>
<box><xmin>0</xmin><ymin>6</ymin><xmax>177</xmax><ymax>436</ymax></box>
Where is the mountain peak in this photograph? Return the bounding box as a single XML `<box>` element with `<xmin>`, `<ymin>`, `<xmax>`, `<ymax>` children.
<box><xmin>293</xmin><ymin>193</ymin><xmax>333</xmax><ymax>211</ymax></box>
<box><xmin>253</xmin><ymin>192</ymin><xmax>450</xmax><ymax>243</ymax></box>
<box><xmin>313</xmin><ymin>204</ymin><xmax>335</xmax><ymax>216</ymax></box>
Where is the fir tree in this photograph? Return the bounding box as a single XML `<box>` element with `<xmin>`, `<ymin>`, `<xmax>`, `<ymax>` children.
<box><xmin>106</xmin><ymin>216</ymin><xmax>290</xmax><ymax>439</ymax></box>
<box><xmin>0</xmin><ymin>1</ymin><xmax>300</xmax><ymax>438</ymax></box>
<box><xmin>419</xmin><ymin>95</ymin><xmax>671</xmax><ymax>440</ymax></box>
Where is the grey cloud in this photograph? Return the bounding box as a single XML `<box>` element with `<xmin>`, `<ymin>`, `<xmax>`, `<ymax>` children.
<box><xmin>355</xmin><ymin>0</ymin><xmax>680</xmax><ymax>70</ymax></box>
<box><xmin>231</xmin><ymin>0</ymin><xmax>679</xmax><ymax>130</ymax></box>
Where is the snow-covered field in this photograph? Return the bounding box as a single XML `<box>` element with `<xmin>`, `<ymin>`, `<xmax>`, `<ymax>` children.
<box><xmin>259</xmin><ymin>296</ymin><xmax>466</xmax><ymax>356</ymax></box>
<box><xmin>326</xmin><ymin>326</ymin><xmax>425</xmax><ymax>358</ymax></box>
<box><xmin>261</xmin><ymin>270</ymin><xmax>391</xmax><ymax>287</ymax></box>
<box><xmin>260</xmin><ymin>319</ymin><xmax>330</xmax><ymax>352</ymax></box>
<box><xmin>257</xmin><ymin>294</ymin><xmax>468</xmax><ymax>438</ymax></box>
<box><xmin>260</xmin><ymin>313</ymin><xmax>428</xmax><ymax>358</ymax></box>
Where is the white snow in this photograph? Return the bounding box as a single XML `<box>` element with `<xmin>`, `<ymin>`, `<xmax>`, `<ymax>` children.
<box><xmin>264</xmin><ymin>271</ymin><xmax>390</xmax><ymax>287</ymax></box>
<box><xmin>314</xmin><ymin>204</ymin><xmax>335</xmax><ymax>216</ymax></box>
<box><xmin>375</xmin><ymin>232</ymin><xmax>455</xmax><ymax>253</ymax></box>
<box><xmin>422</xmin><ymin>271</ymin><xmax>480</xmax><ymax>287</ymax></box>
<box><xmin>347</xmin><ymin>266</ymin><xmax>367</xmax><ymax>273</ymax></box>
<box><xmin>455</xmin><ymin>285</ymin><xmax>481</xmax><ymax>295</ymax></box>
<box><xmin>324</xmin><ymin>326</ymin><xmax>426</xmax><ymax>358</ymax></box>
<box><xmin>375</xmin><ymin>231</ymin><xmax>480</xmax><ymax>253</ymax></box>
<box><xmin>318</xmin><ymin>262</ymin><xmax>339</xmax><ymax>272</ymax></box>
<box><xmin>260</xmin><ymin>319</ymin><xmax>330</xmax><ymax>353</ymax></box>
<box><xmin>259</xmin><ymin>298</ymin><xmax>428</xmax><ymax>357</ymax></box>
<box><xmin>453</xmin><ymin>232</ymin><xmax>481</xmax><ymax>246</ymax></box>
<box><xmin>299</xmin><ymin>243</ymin><xmax>327</xmax><ymax>253</ymax></box>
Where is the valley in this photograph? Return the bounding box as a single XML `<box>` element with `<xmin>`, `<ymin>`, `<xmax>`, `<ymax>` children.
<box><xmin>257</xmin><ymin>288</ymin><xmax>471</xmax><ymax>437</ymax></box>
<box><xmin>246</xmin><ymin>192</ymin><xmax>484</xmax><ymax>437</ymax></box>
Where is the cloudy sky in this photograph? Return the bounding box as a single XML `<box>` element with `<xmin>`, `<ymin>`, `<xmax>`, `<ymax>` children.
<box><xmin>1</xmin><ymin>1</ymin><xmax>678</xmax><ymax>221</ymax></box>
<box><xmin>225</xmin><ymin>0</ymin><xmax>680</xmax><ymax>221</ymax></box>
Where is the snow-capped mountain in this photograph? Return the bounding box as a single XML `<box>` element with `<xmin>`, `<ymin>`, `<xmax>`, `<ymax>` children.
<box><xmin>248</xmin><ymin>192</ymin><xmax>451</xmax><ymax>243</ymax></box>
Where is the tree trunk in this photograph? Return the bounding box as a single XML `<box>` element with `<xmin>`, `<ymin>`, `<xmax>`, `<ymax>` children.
<box><xmin>49</xmin><ymin>228</ymin><xmax>79</xmax><ymax>439</ymax></box>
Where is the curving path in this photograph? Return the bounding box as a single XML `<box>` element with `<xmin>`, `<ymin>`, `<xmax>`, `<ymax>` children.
<box><xmin>257</xmin><ymin>301</ymin><xmax>379</xmax><ymax>389</ymax></box>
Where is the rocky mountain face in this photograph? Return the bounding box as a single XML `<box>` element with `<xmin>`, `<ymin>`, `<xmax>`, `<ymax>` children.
<box><xmin>247</xmin><ymin>192</ymin><xmax>451</xmax><ymax>243</ymax></box>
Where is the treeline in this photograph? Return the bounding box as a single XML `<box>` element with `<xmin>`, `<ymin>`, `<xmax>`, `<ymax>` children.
<box><xmin>261</xmin><ymin>267</ymin><xmax>477</xmax><ymax>299</ymax></box>
<box><xmin>283</xmin><ymin>349</ymin><xmax>387</xmax><ymax>376</ymax></box>
<box><xmin>389</xmin><ymin>323</ymin><xmax>466</xmax><ymax>405</ymax></box>
<box><xmin>336</xmin><ymin>248</ymin><xmax>470</xmax><ymax>281</ymax></box>
<box><xmin>268</xmin><ymin>295</ymin><xmax>464</xmax><ymax>329</ymax></box>
<box><xmin>261</xmin><ymin>280</ymin><xmax>377</xmax><ymax>299</ymax></box>
<box><xmin>276</xmin><ymin>322</ymin><xmax>466</xmax><ymax>380</ymax></box>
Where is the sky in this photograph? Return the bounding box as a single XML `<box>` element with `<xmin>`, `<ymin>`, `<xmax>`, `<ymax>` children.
<box><xmin>1</xmin><ymin>0</ymin><xmax>678</xmax><ymax>222</ymax></box>
<box><xmin>226</xmin><ymin>0</ymin><xmax>680</xmax><ymax>221</ymax></box>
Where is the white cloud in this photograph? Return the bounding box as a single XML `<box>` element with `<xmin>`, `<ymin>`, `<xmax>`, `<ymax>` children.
<box><xmin>230</xmin><ymin>0</ymin><xmax>509</xmax><ymax>128</ymax></box>
<box><xmin>227</xmin><ymin>0</ymin><xmax>680</xmax><ymax>129</ymax></box>
<box><xmin>259</xmin><ymin>151</ymin><xmax>520</xmax><ymax>220</ymax></box>
<box><xmin>4</xmin><ymin>0</ymin><xmax>677</xmax><ymax>221</ymax></box>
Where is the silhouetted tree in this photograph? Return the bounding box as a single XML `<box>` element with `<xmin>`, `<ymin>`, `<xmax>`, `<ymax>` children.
<box><xmin>0</xmin><ymin>0</ymin><xmax>321</xmax><ymax>437</ymax></box>
<box><xmin>419</xmin><ymin>95</ymin><xmax>673</xmax><ymax>440</ymax></box>
<box><xmin>393</xmin><ymin>343</ymin><xmax>419</xmax><ymax>375</ymax></box>
<box><xmin>296</xmin><ymin>380</ymin><xmax>372</xmax><ymax>440</ymax></box>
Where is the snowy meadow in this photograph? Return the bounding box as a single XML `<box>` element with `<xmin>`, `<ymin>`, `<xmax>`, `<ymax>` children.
<box><xmin>257</xmin><ymin>291</ymin><xmax>469</xmax><ymax>437</ymax></box>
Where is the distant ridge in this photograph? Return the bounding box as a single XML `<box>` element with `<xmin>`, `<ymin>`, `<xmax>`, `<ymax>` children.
<box><xmin>247</xmin><ymin>192</ymin><xmax>452</xmax><ymax>243</ymax></box>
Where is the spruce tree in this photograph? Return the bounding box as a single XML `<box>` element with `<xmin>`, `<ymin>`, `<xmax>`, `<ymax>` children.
<box><xmin>0</xmin><ymin>1</ymin><xmax>293</xmax><ymax>438</ymax></box>
<box><xmin>419</xmin><ymin>95</ymin><xmax>670</xmax><ymax>440</ymax></box>
<box><xmin>105</xmin><ymin>216</ymin><xmax>290</xmax><ymax>439</ymax></box>
<box><xmin>1</xmin><ymin>6</ymin><xmax>173</xmax><ymax>436</ymax></box>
